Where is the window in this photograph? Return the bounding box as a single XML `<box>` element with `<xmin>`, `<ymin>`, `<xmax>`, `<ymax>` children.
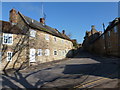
<box><xmin>54</xmin><ymin>50</ymin><xmax>57</xmax><ymax>55</ymax></box>
<box><xmin>37</xmin><ymin>49</ymin><xmax>42</xmax><ymax>56</ymax></box>
<box><xmin>114</xmin><ymin>26</ymin><xmax>117</xmax><ymax>33</ymax></box>
<box><xmin>45</xmin><ymin>34</ymin><xmax>49</xmax><ymax>41</ymax></box>
<box><xmin>45</xmin><ymin>49</ymin><xmax>50</xmax><ymax>56</ymax></box>
<box><xmin>30</xmin><ymin>29</ymin><xmax>36</xmax><ymax>37</ymax></box>
<box><xmin>3</xmin><ymin>33</ymin><xmax>13</xmax><ymax>45</ymax></box>
<box><xmin>62</xmin><ymin>40</ymin><xmax>64</xmax><ymax>43</ymax></box>
<box><xmin>104</xmin><ymin>47</ymin><xmax>105</xmax><ymax>49</ymax></box>
<box><xmin>7</xmin><ymin>51</ymin><xmax>13</xmax><ymax>61</ymax></box>
<box><xmin>29</xmin><ymin>49</ymin><xmax>36</xmax><ymax>62</ymax></box>
<box><xmin>102</xmin><ymin>35</ymin><xmax>104</xmax><ymax>39</ymax></box>
<box><xmin>62</xmin><ymin>50</ymin><xmax>64</xmax><ymax>55</ymax></box>
<box><xmin>65</xmin><ymin>50</ymin><xmax>67</xmax><ymax>54</ymax></box>
<box><xmin>108</xmin><ymin>31</ymin><xmax>110</xmax><ymax>36</ymax></box>
<box><xmin>54</xmin><ymin>37</ymin><xmax>57</xmax><ymax>42</ymax></box>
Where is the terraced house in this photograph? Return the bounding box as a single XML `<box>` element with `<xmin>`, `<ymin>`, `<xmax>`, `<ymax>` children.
<box><xmin>0</xmin><ymin>9</ymin><xmax>73</xmax><ymax>71</ymax></box>
<box><xmin>83</xmin><ymin>18</ymin><xmax>120</xmax><ymax>57</ymax></box>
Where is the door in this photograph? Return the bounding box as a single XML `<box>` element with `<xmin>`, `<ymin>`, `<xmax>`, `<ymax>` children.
<box><xmin>29</xmin><ymin>48</ymin><xmax>36</xmax><ymax>62</ymax></box>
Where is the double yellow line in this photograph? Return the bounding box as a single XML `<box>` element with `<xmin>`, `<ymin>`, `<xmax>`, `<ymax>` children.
<box><xmin>74</xmin><ymin>77</ymin><xmax>110</xmax><ymax>88</ymax></box>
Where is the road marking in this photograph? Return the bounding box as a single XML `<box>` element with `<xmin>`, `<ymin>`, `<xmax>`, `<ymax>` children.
<box><xmin>74</xmin><ymin>71</ymin><xmax>118</xmax><ymax>88</ymax></box>
<box><xmin>74</xmin><ymin>77</ymin><xmax>109</xmax><ymax>88</ymax></box>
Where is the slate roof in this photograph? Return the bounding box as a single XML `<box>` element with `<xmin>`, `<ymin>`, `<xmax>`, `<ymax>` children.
<box><xmin>0</xmin><ymin>20</ymin><xmax>27</xmax><ymax>35</ymax></box>
<box><xmin>18</xmin><ymin>12</ymin><xmax>71</xmax><ymax>41</ymax></box>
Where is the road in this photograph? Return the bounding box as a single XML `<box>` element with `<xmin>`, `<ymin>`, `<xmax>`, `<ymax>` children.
<box><xmin>1</xmin><ymin>50</ymin><xmax>120</xmax><ymax>89</ymax></box>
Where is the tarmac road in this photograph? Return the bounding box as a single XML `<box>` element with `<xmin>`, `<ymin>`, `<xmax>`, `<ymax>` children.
<box><xmin>1</xmin><ymin>50</ymin><xmax>120</xmax><ymax>89</ymax></box>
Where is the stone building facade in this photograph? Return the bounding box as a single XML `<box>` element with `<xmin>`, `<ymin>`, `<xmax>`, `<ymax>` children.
<box><xmin>83</xmin><ymin>18</ymin><xmax>120</xmax><ymax>57</ymax></box>
<box><xmin>0</xmin><ymin>9</ymin><xmax>73</xmax><ymax>71</ymax></box>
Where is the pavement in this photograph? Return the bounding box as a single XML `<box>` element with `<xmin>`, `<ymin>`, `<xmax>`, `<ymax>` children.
<box><xmin>1</xmin><ymin>50</ymin><xmax>120</xmax><ymax>89</ymax></box>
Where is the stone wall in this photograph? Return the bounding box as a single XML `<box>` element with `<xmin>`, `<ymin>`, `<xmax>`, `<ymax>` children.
<box><xmin>1</xmin><ymin>34</ymin><xmax>29</xmax><ymax>71</ymax></box>
<box><xmin>29</xmin><ymin>29</ymin><xmax>73</xmax><ymax>64</ymax></box>
<box><xmin>83</xmin><ymin>22</ymin><xmax>120</xmax><ymax>57</ymax></box>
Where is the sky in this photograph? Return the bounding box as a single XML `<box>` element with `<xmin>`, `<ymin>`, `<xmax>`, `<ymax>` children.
<box><xmin>1</xmin><ymin>2</ymin><xmax>118</xmax><ymax>43</ymax></box>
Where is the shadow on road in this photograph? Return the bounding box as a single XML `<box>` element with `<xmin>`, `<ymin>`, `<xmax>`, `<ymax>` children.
<box><xmin>1</xmin><ymin>48</ymin><xmax>120</xmax><ymax>89</ymax></box>
<box><xmin>65</xmin><ymin>48</ymin><xmax>120</xmax><ymax>80</ymax></box>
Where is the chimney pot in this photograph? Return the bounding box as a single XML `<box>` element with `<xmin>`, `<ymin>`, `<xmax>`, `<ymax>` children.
<box><xmin>91</xmin><ymin>25</ymin><xmax>95</xmax><ymax>29</ymax></box>
<box><xmin>62</xmin><ymin>30</ymin><xmax>65</xmax><ymax>34</ymax></box>
<box><xmin>40</xmin><ymin>18</ymin><xmax>45</xmax><ymax>25</ymax></box>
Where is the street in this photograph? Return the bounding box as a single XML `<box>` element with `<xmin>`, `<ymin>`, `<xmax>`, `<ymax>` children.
<box><xmin>1</xmin><ymin>50</ymin><xmax>120</xmax><ymax>89</ymax></box>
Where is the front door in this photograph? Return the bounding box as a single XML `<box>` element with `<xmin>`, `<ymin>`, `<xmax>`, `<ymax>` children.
<box><xmin>29</xmin><ymin>48</ymin><xmax>36</xmax><ymax>62</ymax></box>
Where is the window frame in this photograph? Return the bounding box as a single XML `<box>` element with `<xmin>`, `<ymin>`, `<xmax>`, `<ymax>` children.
<box><xmin>3</xmin><ymin>33</ymin><xmax>13</xmax><ymax>45</ymax></box>
<box><xmin>45</xmin><ymin>34</ymin><xmax>49</xmax><ymax>41</ymax></box>
<box><xmin>7</xmin><ymin>51</ymin><xmax>13</xmax><ymax>61</ymax></box>
<box><xmin>29</xmin><ymin>29</ymin><xmax>36</xmax><ymax>37</ymax></box>
<box><xmin>114</xmin><ymin>26</ymin><xmax>118</xmax><ymax>33</ymax></box>
<box><xmin>54</xmin><ymin>50</ymin><xmax>57</xmax><ymax>55</ymax></box>
<box><xmin>37</xmin><ymin>49</ymin><xmax>42</xmax><ymax>56</ymax></box>
<box><xmin>45</xmin><ymin>49</ymin><xmax>50</xmax><ymax>56</ymax></box>
<box><xmin>108</xmin><ymin>31</ymin><xmax>110</xmax><ymax>37</ymax></box>
<box><xmin>54</xmin><ymin>37</ymin><xmax>57</xmax><ymax>42</ymax></box>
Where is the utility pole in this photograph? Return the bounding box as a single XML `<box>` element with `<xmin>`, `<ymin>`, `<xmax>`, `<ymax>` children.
<box><xmin>103</xmin><ymin>23</ymin><xmax>107</xmax><ymax>55</ymax></box>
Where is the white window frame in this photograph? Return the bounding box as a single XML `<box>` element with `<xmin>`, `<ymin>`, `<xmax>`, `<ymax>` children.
<box><xmin>54</xmin><ymin>37</ymin><xmax>57</xmax><ymax>42</ymax></box>
<box><xmin>62</xmin><ymin>40</ymin><xmax>64</xmax><ymax>43</ymax></box>
<box><xmin>29</xmin><ymin>29</ymin><xmax>36</xmax><ymax>37</ymax></box>
<box><xmin>62</xmin><ymin>50</ymin><xmax>64</xmax><ymax>55</ymax></box>
<box><xmin>29</xmin><ymin>48</ymin><xmax>36</xmax><ymax>62</ymax></box>
<box><xmin>45</xmin><ymin>49</ymin><xmax>50</xmax><ymax>56</ymax></box>
<box><xmin>7</xmin><ymin>51</ymin><xmax>13</xmax><ymax>61</ymax></box>
<box><xmin>3</xmin><ymin>33</ymin><xmax>13</xmax><ymax>45</ymax></box>
<box><xmin>37</xmin><ymin>49</ymin><xmax>42</xmax><ymax>56</ymax></box>
<box><xmin>114</xmin><ymin>26</ymin><xmax>117</xmax><ymax>33</ymax></box>
<box><xmin>45</xmin><ymin>34</ymin><xmax>49</xmax><ymax>41</ymax></box>
<box><xmin>54</xmin><ymin>50</ymin><xmax>57</xmax><ymax>55</ymax></box>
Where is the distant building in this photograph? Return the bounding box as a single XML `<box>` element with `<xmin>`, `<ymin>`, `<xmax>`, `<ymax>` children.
<box><xmin>0</xmin><ymin>9</ymin><xmax>73</xmax><ymax>70</ymax></box>
<box><xmin>71</xmin><ymin>39</ymin><xmax>79</xmax><ymax>49</ymax></box>
<box><xmin>83</xmin><ymin>25</ymin><xmax>102</xmax><ymax>51</ymax></box>
<box><xmin>83</xmin><ymin>18</ymin><xmax>120</xmax><ymax>57</ymax></box>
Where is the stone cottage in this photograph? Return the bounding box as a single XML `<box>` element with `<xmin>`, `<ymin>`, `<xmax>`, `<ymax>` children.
<box><xmin>0</xmin><ymin>9</ymin><xmax>73</xmax><ymax>71</ymax></box>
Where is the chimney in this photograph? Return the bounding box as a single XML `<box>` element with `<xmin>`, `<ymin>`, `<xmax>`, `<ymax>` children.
<box><xmin>91</xmin><ymin>25</ymin><xmax>95</xmax><ymax>30</ymax></box>
<box><xmin>40</xmin><ymin>18</ymin><xmax>45</xmax><ymax>25</ymax></box>
<box><xmin>62</xmin><ymin>30</ymin><xmax>65</xmax><ymax>34</ymax></box>
<box><xmin>9</xmin><ymin>8</ymin><xmax>18</xmax><ymax>24</ymax></box>
<box><xmin>91</xmin><ymin>25</ymin><xmax>95</xmax><ymax>35</ymax></box>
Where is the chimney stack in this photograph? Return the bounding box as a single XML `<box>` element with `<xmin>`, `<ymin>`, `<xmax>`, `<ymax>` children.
<box><xmin>62</xmin><ymin>30</ymin><xmax>65</xmax><ymax>34</ymax></box>
<box><xmin>9</xmin><ymin>8</ymin><xmax>18</xmax><ymax>24</ymax></box>
<box><xmin>91</xmin><ymin>25</ymin><xmax>95</xmax><ymax>30</ymax></box>
<box><xmin>40</xmin><ymin>18</ymin><xmax>45</xmax><ymax>25</ymax></box>
<box><xmin>91</xmin><ymin>25</ymin><xmax>95</xmax><ymax>35</ymax></box>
